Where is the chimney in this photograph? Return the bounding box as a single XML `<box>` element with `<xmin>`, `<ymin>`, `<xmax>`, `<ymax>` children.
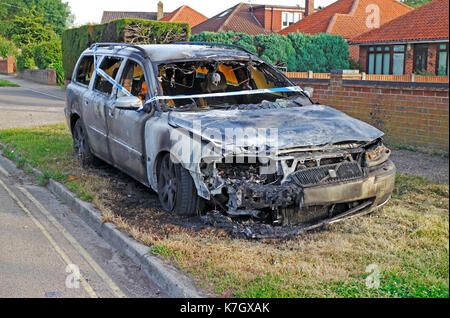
<box><xmin>305</xmin><ymin>0</ymin><xmax>314</xmax><ymax>16</ymax></box>
<box><xmin>157</xmin><ymin>1</ymin><xmax>164</xmax><ymax>20</ymax></box>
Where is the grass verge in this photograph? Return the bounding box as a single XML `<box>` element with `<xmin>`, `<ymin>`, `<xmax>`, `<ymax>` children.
<box><xmin>0</xmin><ymin>123</ymin><xmax>448</xmax><ymax>298</ymax></box>
<box><xmin>0</xmin><ymin>79</ymin><xmax>20</xmax><ymax>87</ymax></box>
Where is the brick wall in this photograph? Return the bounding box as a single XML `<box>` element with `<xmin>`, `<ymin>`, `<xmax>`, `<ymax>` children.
<box><xmin>0</xmin><ymin>57</ymin><xmax>16</xmax><ymax>75</ymax></box>
<box><xmin>18</xmin><ymin>69</ymin><xmax>57</xmax><ymax>85</ymax></box>
<box><xmin>291</xmin><ymin>71</ymin><xmax>449</xmax><ymax>152</ymax></box>
<box><xmin>253</xmin><ymin>7</ymin><xmax>304</xmax><ymax>32</ymax></box>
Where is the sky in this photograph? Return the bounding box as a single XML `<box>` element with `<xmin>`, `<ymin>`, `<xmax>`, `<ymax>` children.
<box><xmin>65</xmin><ymin>0</ymin><xmax>337</xmax><ymax>26</ymax></box>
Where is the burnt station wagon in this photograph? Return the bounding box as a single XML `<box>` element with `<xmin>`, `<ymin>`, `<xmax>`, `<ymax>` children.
<box><xmin>65</xmin><ymin>42</ymin><xmax>395</xmax><ymax>227</ymax></box>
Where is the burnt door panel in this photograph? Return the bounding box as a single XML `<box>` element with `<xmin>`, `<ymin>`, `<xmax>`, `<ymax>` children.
<box><xmin>106</xmin><ymin>59</ymin><xmax>149</xmax><ymax>183</ymax></box>
<box><xmin>83</xmin><ymin>56</ymin><xmax>124</xmax><ymax>162</ymax></box>
<box><xmin>106</xmin><ymin>108</ymin><xmax>148</xmax><ymax>182</ymax></box>
<box><xmin>82</xmin><ymin>89</ymin><xmax>110</xmax><ymax>160</ymax></box>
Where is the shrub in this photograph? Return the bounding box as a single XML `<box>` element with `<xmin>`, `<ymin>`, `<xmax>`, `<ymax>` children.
<box><xmin>191</xmin><ymin>31</ymin><xmax>350</xmax><ymax>73</ymax></box>
<box><xmin>62</xmin><ymin>19</ymin><xmax>190</xmax><ymax>80</ymax></box>
<box><xmin>0</xmin><ymin>36</ymin><xmax>18</xmax><ymax>57</ymax></box>
<box><xmin>16</xmin><ymin>46</ymin><xmax>35</xmax><ymax>70</ymax></box>
<box><xmin>34</xmin><ymin>40</ymin><xmax>62</xmax><ymax>70</ymax></box>
<box><xmin>287</xmin><ymin>32</ymin><xmax>349</xmax><ymax>72</ymax></box>
<box><xmin>255</xmin><ymin>34</ymin><xmax>295</xmax><ymax>69</ymax></box>
<box><xmin>190</xmin><ymin>31</ymin><xmax>257</xmax><ymax>53</ymax></box>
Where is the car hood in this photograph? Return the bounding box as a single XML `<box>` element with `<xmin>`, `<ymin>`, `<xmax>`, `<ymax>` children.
<box><xmin>167</xmin><ymin>105</ymin><xmax>383</xmax><ymax>151</ymax></box>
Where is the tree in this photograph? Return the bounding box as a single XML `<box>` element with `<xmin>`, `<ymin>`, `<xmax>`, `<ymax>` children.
<box><xmin>0</xmin><ymin>0</ymin><xmax>73</xmax><ymax>35</ymax></box>
<box><xmin>400</xmin><ymin>0</ymin><xmax>433</xmax><ymax>8</ymax></box>
<box><xmin>6</xmin><ymin>8</ymin><xmax>58</xmax><ymax>46</ymax></box>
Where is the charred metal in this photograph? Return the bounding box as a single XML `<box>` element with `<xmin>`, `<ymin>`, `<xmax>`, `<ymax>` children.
<box><xmin>66</xmin><ymin>43</ymin><xmax>396</xmax><ymax>231</ymax></box>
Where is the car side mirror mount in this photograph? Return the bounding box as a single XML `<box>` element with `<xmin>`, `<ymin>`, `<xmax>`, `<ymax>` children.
<box><xmin>115</xmin><ymin>96</ymin><xmax>143</xmax><ymax>111</ymax></box>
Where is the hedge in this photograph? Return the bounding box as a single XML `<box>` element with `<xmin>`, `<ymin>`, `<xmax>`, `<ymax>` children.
<box><xmin>62</xmin><ymin>19</ymin><xmax>191</xmax><ymax>80</ymax></box>
<box><xmin>190</xmin><ymin>31</ymin><xmax>349</xmax><ymax>72</ymax></box>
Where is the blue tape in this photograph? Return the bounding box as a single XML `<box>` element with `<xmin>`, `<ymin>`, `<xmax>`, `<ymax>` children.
<box><xmin>93</xmin><ymin>45</ymin><xmax>132</xmax><ymax>97</ymax></box>
<box><xmin>137</xmin><ymin>86</ymin><xmax>304</xmax><ymax>112</ymax></box>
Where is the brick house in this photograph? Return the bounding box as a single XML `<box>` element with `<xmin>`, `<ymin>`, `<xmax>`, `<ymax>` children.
<box><xmin>192</xmin><ymin>2</ymin><xmax>307</xmax><ymax>35</ymax></box>
<box><xmin>279</xmin><ymin>0</ymin><xmax>413</xmax><ymax>60</ymax></box>
<box><xmin>351</xmin><ymin>0</ymin><xmax>449</xmax><ymax>76</ymax></box>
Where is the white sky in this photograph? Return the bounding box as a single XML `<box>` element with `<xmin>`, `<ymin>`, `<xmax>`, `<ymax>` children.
<box><xmin>65</xmin><ymin>0</ymin><xmax>337</xmax><ymax>26</ymax></box>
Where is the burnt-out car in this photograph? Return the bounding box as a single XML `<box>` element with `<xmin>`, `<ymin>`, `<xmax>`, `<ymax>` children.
<box><xmin>65</xmin><ymin>42</ymin><xmax>395</xmax><ymax>227</ymax></box>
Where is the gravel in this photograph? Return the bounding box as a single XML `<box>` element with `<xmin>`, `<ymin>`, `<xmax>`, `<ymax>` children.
<box><xmin>390</xmin><ymin>148</ymin><xmax>449</xmax><ymax>184</ymax></box>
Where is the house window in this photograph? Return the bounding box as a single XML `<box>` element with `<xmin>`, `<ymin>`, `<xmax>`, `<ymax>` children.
<box><xmin>437</xmin><ymin>43</ymin><xmax>449</xmax><ymax>76</ymax></box>
<box><xmin>413</xmin><ymin>44</ymin><xmax>428</xmax><ymax>74</ymax></box>
<box><xmin>367</xmin><ymin>45</ymin><xmax>405</xmax><ymax>75</ymax></box>
<box><xmin>282</xmin><ymin>12</ymin><xmax>302</xmax><ymax>28</ymax></box>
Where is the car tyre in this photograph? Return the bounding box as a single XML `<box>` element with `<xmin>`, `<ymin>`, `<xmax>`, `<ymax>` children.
<box><xmin>72</xmin><ymin>120</ymin><xmax>98</xmax><ymax>167</ymax></box>
<box><xmin>157</xmin><ymin>153</ymin><xmax>198</xmax><ymax>216</ymax></box>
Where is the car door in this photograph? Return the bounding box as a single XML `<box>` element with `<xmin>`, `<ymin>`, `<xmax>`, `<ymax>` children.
<box><xmin>82</xmin><ymin>55</ymin><xmax>124</xmax><ymax>163</ymax></box>
<box><xmin>105</xmin><ymin>58</ymin><xmax>150</xmax><ymax>183</ymax></box>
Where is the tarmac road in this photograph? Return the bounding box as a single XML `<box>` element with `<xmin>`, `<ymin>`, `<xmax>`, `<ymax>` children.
<box><xmin>0</xmin><ymin>76</ymin><xmax>165</xmax><ymax>297</ymax></box>
<box><xmin>0</xmin><ymin>75</ymin><xmax>66</xmax><ymax>129</ymax></box>
<box><xmin>0</xmin><ymin>149</ymin><xmax>164</xmax><ymax>298</ymax></box>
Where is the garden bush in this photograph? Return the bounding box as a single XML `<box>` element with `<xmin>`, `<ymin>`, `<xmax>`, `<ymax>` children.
<box><xmin>34</xmin><ymin>40</ymin><xmax>62</xmax><ymax>70</ymax></box>
<box><xmin>62</xmin><ymin>19</ymin><xmax>190</xmax><ymax>80</ymax></box>
<box><xmin>191</xmin><ymin>31</ymin><xmax>350</xmax><ymax>73</ymax></box>
<box><xmin>0</xmin><ymin>36</ymin><xmax>18</xmax><ymax>58</ymax></box>
<box><xmin>16</xmin><ymin>46</ymin><xmax>35</xmax><ymax>70</ymax></box>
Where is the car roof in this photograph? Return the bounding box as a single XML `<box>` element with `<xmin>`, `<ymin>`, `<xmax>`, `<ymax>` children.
<box><xmin>85</xmin><ymin>44</ymin><xmax>253</xmax><ymax>63</ymax></box>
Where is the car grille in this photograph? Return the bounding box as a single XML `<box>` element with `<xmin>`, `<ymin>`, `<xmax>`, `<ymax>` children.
<box><xmin>291</xmin><ymin>161</ymin><xmax>364</xmax><ymax>187</ymax></box>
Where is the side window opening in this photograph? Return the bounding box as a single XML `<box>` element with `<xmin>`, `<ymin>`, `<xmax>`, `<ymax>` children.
<box><xmin>93</xmin><ymin>56</ymin><xmax>123</xmax><ymax>95</ymax></box>
<box><xmin>119</xmin><ymin>60</ymin><xmax>148</xmax><ymax>103</ymax></box>
<box><xmin>75</xmin><ymin>55</ymin><xmax>94</xmax><ymax>85</ymax></box>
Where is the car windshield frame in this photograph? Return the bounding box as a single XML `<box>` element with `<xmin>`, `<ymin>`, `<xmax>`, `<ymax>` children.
<box><xmin>151</xmin><ymin>57</ymin><xmax>312</xmax><ymax>112</ymax></box>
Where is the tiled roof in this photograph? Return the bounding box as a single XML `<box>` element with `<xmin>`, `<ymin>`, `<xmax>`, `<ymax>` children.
<box><xmin>279</xmin><ymin>0</ymin><xmax>413</xmax><ymax>39</ymax></box>
<box><xmin>100</xmin><ymin>11</ymin><xmax>169</xmax><ymax>24</ymax></box>
<box><xmin>192</xmin><ymin>3</ymin><xmax>272</xmax><ymax>35</ymax></box>
<box><xmin>159</xmin><ymin>5</ymin><xmax>207</xmax><ymax>27</ymax></box>
<box><xmin>351</xmin><ymin>0</ymin><xmax>449</xmax><ymax>44</ymax></box>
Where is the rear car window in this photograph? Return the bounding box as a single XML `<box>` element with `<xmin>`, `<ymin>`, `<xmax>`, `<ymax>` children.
<box><xmin>93</xmin><ymin>56</ymin><xmax>123</xmax><ymax>95</ymax></box>
<box><xmin>75</xmin><ymin>55</ymin><xmax>94</xmax><ymax>86</ymax></box>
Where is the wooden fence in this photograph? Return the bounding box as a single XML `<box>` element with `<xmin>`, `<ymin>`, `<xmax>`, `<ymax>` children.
<box><xmin>284</xmin><ymin>71</ymin><xmax>449</xmax><ymax>83</ymax></box>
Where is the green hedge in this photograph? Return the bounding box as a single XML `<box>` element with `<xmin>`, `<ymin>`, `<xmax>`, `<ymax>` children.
<box><xmin>62</xmin><ymin>19</ymin><xmax>191</xmax><ymax>80</ymax></box>
<box><xmin>190</xmin><ymin>31</ymin><xmax>349</xmax><ymax>72</ymax></box>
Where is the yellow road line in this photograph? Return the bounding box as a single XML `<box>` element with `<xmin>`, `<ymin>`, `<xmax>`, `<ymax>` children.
<box><xmin>18</xmin><ymin>186</ymin><xmax>126</xmax><ymax>298</ymax></box>
<box><xmin>0</xmin><ymin>178</ymin><xmax>98</xmax><ymax>298</ymax></box>
<box><xmin>0</xmin><ymin>164</ymin><xmax>10</xmax><ymax>177</ymax></box>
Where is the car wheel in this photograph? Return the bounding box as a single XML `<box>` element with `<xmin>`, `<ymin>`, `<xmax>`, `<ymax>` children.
<box><xmin>157</xmin><ymin>153</ymin><xmax>198</xmax><ymax>216</ymax></box>
<box><xmin>72</xmin><ymin>120</ymin><xmax>97</xmax><ymax>167</ymax></box>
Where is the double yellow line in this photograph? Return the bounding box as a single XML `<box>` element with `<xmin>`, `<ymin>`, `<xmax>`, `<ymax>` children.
<box><xmin>0</xmin><ymin>166</ymin><xmax>126</xmax><ymax>298</ymax></box>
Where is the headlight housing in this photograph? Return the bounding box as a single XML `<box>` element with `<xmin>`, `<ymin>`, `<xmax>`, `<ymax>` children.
<box><xmin>365</xmin><ymin>143</ymin><xmax>391</xmax><ymax>167</ymax></box>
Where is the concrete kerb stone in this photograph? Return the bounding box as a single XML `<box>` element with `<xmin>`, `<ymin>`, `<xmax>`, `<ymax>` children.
<box><xmin>0</xmin><ymin>142</ymin><xmax>206</xmax><ymax>298</ymax></box>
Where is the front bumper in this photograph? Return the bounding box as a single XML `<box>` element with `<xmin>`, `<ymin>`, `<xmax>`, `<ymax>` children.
<box><xmin>229</xmin><ymin>160</ymin><xmax>396</xmax><ymax>223</ymax></box>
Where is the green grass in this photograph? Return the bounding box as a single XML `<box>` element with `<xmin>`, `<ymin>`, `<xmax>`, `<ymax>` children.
<box><xmin>0</xmin><ymin>124</ymin><xmax>448</xmax><ymax>298</ymax></box>
<box><xmin>0</xmin><ymin>79</ymin><xmax>20</xmax><ymax>87</ymax></box>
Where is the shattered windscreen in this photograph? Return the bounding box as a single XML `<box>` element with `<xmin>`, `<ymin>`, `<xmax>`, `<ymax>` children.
<box><xmin>156</xmin><ymin>60</ymin><xmax>313</xmax><ymax>111</ymax></box>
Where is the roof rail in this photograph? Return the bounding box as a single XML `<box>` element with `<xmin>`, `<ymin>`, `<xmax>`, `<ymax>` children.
<box><xmin>173</xmin><ymin>41</ymin><xmax>254</xmax><ymax>55</ymax></box>
<box><xmin>89</xmin><ymin>42</ymin><xmax>148</xmax><ymax>57</ymax></box>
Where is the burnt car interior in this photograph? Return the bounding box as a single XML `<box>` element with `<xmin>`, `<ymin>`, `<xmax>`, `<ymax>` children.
<box><xmin>157</xmin><ymin>60</ymin><xmax>313</xmax><ymax>110</ymax></box>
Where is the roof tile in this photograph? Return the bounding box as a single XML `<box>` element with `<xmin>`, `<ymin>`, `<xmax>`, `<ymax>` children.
<box><xmin>279</xmin><ymin>0</ymin><xmax>413</xmax><ymax>39</ymax></box>
<box><xmin>159</xmin><ymin>5</ymin><xmax>207</xmax><ymax>27</ymax></box>
<box><xmin>351</xmin><ymin>0</ymin><xmax>449</xmax><ymax>43</ymax></box>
